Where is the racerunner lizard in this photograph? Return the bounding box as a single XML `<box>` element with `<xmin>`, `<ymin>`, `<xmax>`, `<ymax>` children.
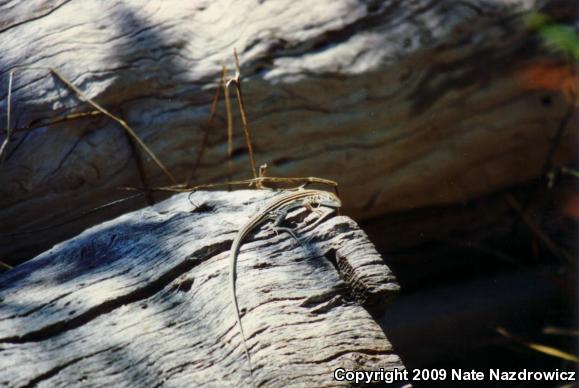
<box><xmin>230</xmin><ymin>189</ymin><xmax>342</xmax><ymax>385</ymax></box>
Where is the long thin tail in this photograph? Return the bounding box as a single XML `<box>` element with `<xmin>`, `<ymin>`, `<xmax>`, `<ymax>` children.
<box><xmin>230</xmin><ymin>245</ymin><xmax>255</xmax><ymax>387</ymax></box>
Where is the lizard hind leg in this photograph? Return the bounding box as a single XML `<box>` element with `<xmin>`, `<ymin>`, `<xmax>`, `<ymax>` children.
<box><xmin>273</xmin><ymin>225</ymin><xmax>302</xmax><ymax>246</ymax></box>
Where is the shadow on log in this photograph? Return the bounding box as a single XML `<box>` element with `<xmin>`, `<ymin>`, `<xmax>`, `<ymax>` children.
<box><xmin>0</xmin><ymin>0</ymin><xmax>576</xmax><ymax>264</ymax></box>
<box><xmin>0</xmin><ymin>190</ymin><xmax>402</xmax><ymax>387</ymax></box>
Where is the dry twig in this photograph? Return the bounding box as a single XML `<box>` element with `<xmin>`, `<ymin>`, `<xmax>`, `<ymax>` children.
<box><xmin>0</xmin><ymin>66</ymin><xmax>176</xmax><ymax>185</ymax></box>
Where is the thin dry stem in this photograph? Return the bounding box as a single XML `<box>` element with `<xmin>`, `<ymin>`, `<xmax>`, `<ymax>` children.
<box><xmin>10</xmin><ymin>110</ymin><xmax>102</xmax><ymax>133</ymax></box>
<box><xmin>124</xmin><ymin>175</ymin><xmax>339</xmax><ymax>193</ymax></box>
<box><xmin>1</xmin><ymin>192</ymin><xmax>144</xmax><ymax>237</ymax></box>
<box><xmin>49</xmin><ymin>68</ymin><xmax>177</xmax><ymax>184</ymax></box>
<box><xmin>0</xmin><ymin>66</ymin><xmax>176</xmax><ymax>184</ymax></box>
<box><xmin>185</xmin><ymin>65</ymin><xmax>227</xmax><ymax>186</ymax></box>
<box><xmin>497</xmin><ymin>326</ymin><xmax>578</xmax><ymax>362</ymax></box>
<box><xmin>226</xmin><ymin>49</ymin><xmax>258</xmax><ymax>180</ymax></box>
<box><xmin>0</xmin><ymin>260</ymin><xmax>13</xmax><ymax>270</ymax></box>
<box><xmin>224</xmin><ymin>66</ymin><xmax>234</xmax><ymax>189</ymax></box>
<box><xmin>506</xmin><ymin>194</ymin><xmax>574</xmax><ymax>264</ymax></box>
<box><xmin>0</xmin><ymin>70</ymin><xmax>15</xmax><ymax>162</ymax></box>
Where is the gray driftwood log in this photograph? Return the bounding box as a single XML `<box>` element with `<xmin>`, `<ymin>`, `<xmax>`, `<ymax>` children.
<box><xmin>0</xmin><ymin>0</ymin><xmax>576</xmax><ymax>263</ymax></box>
<box><xmin>0</xmin><ymin>190</ymin><xmax>402</xmax><ymax>387</ymax></box>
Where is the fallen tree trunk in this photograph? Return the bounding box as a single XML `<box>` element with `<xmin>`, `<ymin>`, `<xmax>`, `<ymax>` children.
<box><xmin>0</xmin><ymin>0</ymin><xmax>576</xmax><ymax>263</ymax></box>
<box><xmin>0</xmin><ymin>190</ymin><xmax>402</xmax><ymax>387</ymax></box>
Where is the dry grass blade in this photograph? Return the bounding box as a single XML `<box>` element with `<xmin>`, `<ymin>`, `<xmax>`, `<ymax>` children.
<box><xmin>506</xmin><ymin>194</ymin><xmax>575</xmax><ymax>264</ymax></box>
<box><xmin>185</xmin><ymin>65</ymin><xmax>227</xmax><ymax>186</ymax></box>
<box><xmin>121</xmin><ymin>51</ymin><xmax>340</xmax><ymax>200</ymax></box>
<box><xmin>248</xmin><ymin>176</ymin><xmax>338</xmax><ymax>189</ymax></box>
<box><xmin>224</xmin><ymin>65</ymin><xmax>234</xmax><ymax>188</ymax></box>
<box><xmin>542</xmin><ymin>326</ymin><xmax>579</xmax><ymax>337</ymax></box>
<box><xmin>0</xmin><ymin>260</ymin><xmax>13</xmax><ymax>271</ymax></box>
<box><xmin>48</xmin><ymin>68</ymin><xmax>176</xmax><ymax>184</ymax></box>
<box><xmin>123</xmin><ymin>176</ymin><xmax>339</xmax><ymax>193</ymax></box>
<box><xmin>178</xmin><ymin>51</ymin><xmax>340</xmax><ymax>197</ymax></box>
<box><xmin>227</xmin><ymin>48</ymin><xmax>258</xmax><ymax>180</ymax></box>
<box><xmin>497</xmin><ymin>327</ymin><xmax>579</xmax><ymax>362</ymax></box>
<box><xmin>11</xmin><ymin>110</ymin><xmax>102</xmax><ymax>133</ymax></box>
<box><xmin>1</xmin><ymin>192</ymin><xmax>144</xmax><ymax>237</ymax></box>
<box><xmin>561</xmin><ymin>166</ymin><xmax>579</xmax><ymax>180</ymax></box>
<box><xmin>0</xmin><ymin>66</ymin><xmax>176</xmax><ymax>184</ymax></box>
<box><xmin>0</xmin><ymin>70</ymin><xmax>15</xmax><ymax>162</ymax></box>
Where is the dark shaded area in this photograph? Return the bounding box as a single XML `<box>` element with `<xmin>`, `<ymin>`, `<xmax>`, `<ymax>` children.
<box><xmin>363</xmin><ymin>177</ymin><xmax>578</xmax><ymax>386</ymax></box>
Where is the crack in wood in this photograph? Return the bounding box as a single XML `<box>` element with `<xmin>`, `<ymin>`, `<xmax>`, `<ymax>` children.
<box><xmin>0</xmin><ymin>0</ymin><xmax>72</xmax><ymax>35</ymax></box>
<box><xmin>0</xmin><ymin>240</ymin><xmax>230</xmax><ymax>344</ymax></box>
<box><xmin>21</xmin><ymin>345</ymin><xmax>121</xmax><ymax>388</ymax></box>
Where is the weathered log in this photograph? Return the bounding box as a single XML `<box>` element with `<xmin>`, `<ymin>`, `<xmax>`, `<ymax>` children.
<box><xmin>0</xmin><ymin>0</ymin><xmax>576</xmax><ymax>263</ymax></box>
<box><xmin>0</xmin><ymin>190</ymin><xmax>402</xmax><ymax>387</ymax></box>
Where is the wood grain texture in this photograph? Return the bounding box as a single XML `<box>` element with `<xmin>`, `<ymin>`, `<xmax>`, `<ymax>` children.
<box><xmin>0</xmin><ymin>190</ymin><xmax>402</xmax><ymax>387</ymax></box>
<box><xmin>0</xmin><ymin>0</ymin><xmax>576</xmax><ymax>262</ymax></box>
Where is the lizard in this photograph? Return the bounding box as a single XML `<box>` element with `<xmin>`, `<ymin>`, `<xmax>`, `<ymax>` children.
<box><xmin>229</xmin><ymin>188</ymin><xmax>342</xmax><ymax>386</ymax></box>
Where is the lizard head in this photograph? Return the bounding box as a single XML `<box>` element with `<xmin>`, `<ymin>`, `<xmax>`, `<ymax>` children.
<box><xmin>310</xmin><ymin>190</ymin><xmax>342</xmax><ymax>209</ymax></box>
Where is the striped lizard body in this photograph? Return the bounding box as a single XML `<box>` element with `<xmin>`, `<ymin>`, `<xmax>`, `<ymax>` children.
<box><xmin>229</xmin><ymin>189</ymin><xmax>342</xmax><ymax>385</ymax></box>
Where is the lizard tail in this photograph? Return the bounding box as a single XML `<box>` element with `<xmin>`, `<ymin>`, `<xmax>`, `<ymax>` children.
<box><xmin>230</xmin><ymin>245</ymin><xmax>255</xmax><ymax>387</ymax></box>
